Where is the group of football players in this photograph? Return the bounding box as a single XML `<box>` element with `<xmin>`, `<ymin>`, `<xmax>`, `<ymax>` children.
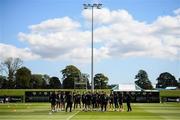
<box><xmin>49</xmin><ymin>91</ymin><xmax>132</xmax><ymax>112</ymax></box>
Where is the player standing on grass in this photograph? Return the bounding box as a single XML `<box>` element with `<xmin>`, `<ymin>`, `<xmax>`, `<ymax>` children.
<box><xmin>97</xmin><ymin>92</ymin><xmax>101</xmax><ymax>108</ymax></box>
<box><xmin>76</xmin><ymin>92</ymin><xmax>81</xmax><ymax>109</ymax></box>
<box><xmin>82</xmin><ymin>92</ymin><xmax>86</xmax><ymax>110</ymax></box>
<box><xmin>109</xmin><ymin>93</ymin><xmax>114</xmax><ymax>111</ymax></box>
<box><xmin>92</xmin><ymin>92</ymin><xmax>97</xmax><ymax>110</ymax></box>
<box><xmin>73</xmin><ymin>92</ymin><xmax>81</xmax><ymax>109</ymax></box>
<box><xmin>126</xmin><ymin>93</ymin><xmax>132</xmax><ymax>112</ymax></box>
<box><xmin>85</xmin><ymin>92</ymin><xmax>92</xmax><ymax>111</ymax></box>
<box><xmin>113</xmin><ymin>92</ymin><xmax>119</xmax><ymax>111</ymax></box>
<box><xmin>57</xmin><ymin>91</ymin><xmax>61</xmax><ymax>111</ymax></box>
<box><xmin>60</xmin><ymin>91</ymin><xmax>65</xmax><ymax>111</ymax></box>
<box><xmin>49</xmin><ymin>91</ymin><xmax>56</xmax><ymax>112</ymax></box>
<box><xmin>118</xmin><ymin>93</ymin><xmax>124</xmax><ymax>112</ymax></box>
<box><xmin>66</xmin><ymin>91</ymin><xmax>73</xmax><ymax>112</ymax></box>
<box><xmin>100</xmin><ymin>92</ymin><xmax>104</xmax><ymax>111</ymax></box>
<box><xmin>104</xmin><ymin>92</ymin><xmax>109</xmax><ymax>111</ymax></box>
<box><xmin>73</xmin><ymin>92</ymin><xmax>77</xmax><ymax>110</ymax></box>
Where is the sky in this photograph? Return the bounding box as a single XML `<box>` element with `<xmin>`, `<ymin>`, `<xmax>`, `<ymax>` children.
<box><xmin>0</xmin><ymin>0</ymin><xmax>180</xmax><ymax>85</ymax></box>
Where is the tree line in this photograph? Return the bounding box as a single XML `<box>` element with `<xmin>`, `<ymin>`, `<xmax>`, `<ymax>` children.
<box><xmin>135</xmin><ymin>70</ymin><xmax>179</xmax><ymax>89</ymax></box>
<box><xmin>0</xmin><ymin>57</ymin><xmax>109</xmax><ymax>89</ymax></box>
<box><xmin>0</xmin><ymin>57</ymin><xmax>179</xmax><ymax>89</ymax></box>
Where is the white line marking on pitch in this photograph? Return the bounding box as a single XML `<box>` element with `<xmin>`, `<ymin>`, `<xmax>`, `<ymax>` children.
<box><xmin>66</xmin><ymin>111</ymin><xmax>80</xmax><ymax>120</ymax></box>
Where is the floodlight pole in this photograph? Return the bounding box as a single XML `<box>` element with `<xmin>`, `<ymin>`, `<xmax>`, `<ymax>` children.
<box><xmin>83</xmin><ymin>3</ymin><xmax>102</xmax><ymax>92</ymax></box>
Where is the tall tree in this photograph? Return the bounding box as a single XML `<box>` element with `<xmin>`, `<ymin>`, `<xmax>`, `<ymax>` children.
<box><xmin>0</xmin><ymin>75</ymin><xmax>7</xmax><ymax>89</ymax></box>
<box><xmin>135</xmin><ymin>70</ymin><xmax>153</xmax><ymax>89</ymax></box>
<box><xmin>94</xmin><ymin>73</ymin><xmax>109</xmax><ymax>89</ymax></box>
<box><xmin>15</xmin><ymin>67</ymin><xmax>31</xmax><ymax>89</ymax></box>
<box><xmin>0</xmin><ymin>57</ymin><xmax>23</xmax><ymax>88</ymax></box>
<box><xmin>61</xmin><ymin>65</ymin><xmax>81</xmax><ymax>89</ymax></box>
<box><xmin>30</xmin><ymin>74</ymin><xmax>46</xmax><ymax>89</ymax></box>
<box><xmin>0</xmin><ymin>64</ymin><xmax>3</xmax><ymax>74</ymax></box>
<box><xmin>156</xmin><ymin>72</ymin><xmax>178</xmax><ymax>88</ymax></box>
<box><xmin>49</xmin><ymin>76</ymin><xmax>61</xmax><ymax>89</ymax></box>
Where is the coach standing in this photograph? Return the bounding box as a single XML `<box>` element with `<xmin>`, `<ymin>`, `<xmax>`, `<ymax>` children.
<box><xmin>66</xmin><ymin>92</ymin><xmax>73</xmax><ymax>112</ymax></box>
<box><xmin>126</xmin><ymin>93</ymin><xmax>132</xmax><ymax>112</ymax></box>
<box><xmin>49</xmin><ymin>91</ymin><xmax>56</xmax><ymax>112</ymax></box>
<box><xmin>113</xmin><ymin>93</ymin><xmax>118</xmax><ymax>111</ymax></box>
<box><xmin>104</xmin><ymin>93</ymin><xmax>109</xmax><ymax>111</ymax></box>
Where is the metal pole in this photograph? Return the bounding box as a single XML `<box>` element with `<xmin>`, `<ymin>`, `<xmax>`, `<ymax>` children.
<box><xmin>83</xmin><ymin>3</ymin><xmax>102</xmax><ymax>92</ymax></box>
<box><xmin>91</xmin><ymin>6</ymin><xmax>94</xmax><ymax>92</ymax></box>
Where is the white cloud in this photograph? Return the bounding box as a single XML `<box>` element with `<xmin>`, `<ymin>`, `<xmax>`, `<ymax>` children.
<box><xmin>174</xmin><ymin>8</ymin><xmax>180</xmax><ymax>15</ymax></box>
<box><xmin>0</xmin><ymin>43</ymin><xmax>40</xmax><ymax>60</ymax></box>
<box><xmin>82</xmin><ymin>8</ymin><xmax>133</xmax><ymax>25</ymax></box>
<box><xmin>89</xmin><ymin>8</ymin><xmax>180</xmax><ymax>60</ymax></box>
<box><xmin>2</xmin><ymin>8</ymin><xmax>179</xmax><ymax>63</ymax></box>
<box><xmin>18</xmin><ymin>16</ymin><xmax>110</xmax><ymax>63</ymax></box>
<box><xmin>29</xmin><ymin>17</ymin><xmax>81</xmax><ymax>33</ymax></box>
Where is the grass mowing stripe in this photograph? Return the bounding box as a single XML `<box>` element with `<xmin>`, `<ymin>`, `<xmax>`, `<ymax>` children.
<box><xmin>0</xmin><ymin>103</ymin><xmax>179</xmax><ymax>120</ymax></box>
<box><xmin>66</xmin><ymin>111</ymin><xmax>80</xmax><ymax>120</ymax></box>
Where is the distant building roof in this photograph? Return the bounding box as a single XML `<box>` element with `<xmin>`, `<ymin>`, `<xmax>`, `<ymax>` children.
<box><xmin>165</xmin><ymin>87</ymin><xmax>177</xmax><ymax>90</ymax></box>
<box><xmin>113</xmin><ymin>84</ymin><xmax>142</xmax><ymax>91</ymax></box>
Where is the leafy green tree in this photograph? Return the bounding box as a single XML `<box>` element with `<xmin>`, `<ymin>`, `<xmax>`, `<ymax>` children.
<box><xmin>156</xmin><ymin>72</ymin><xmax>178</xmax><ymax>88</ymax></box>
<box><xmin>94</xmin><ymin>73</ymin><xmax>109</xmax><ymax>89</ymax></box>
<box><xmin>135</xmin><ymin>70</ymin><xmax>153</xmax><ymax>89</ymax></box>
<box><xmin>61</xmin><ymin>65</ymin><xmax>81</xmax><ymax>89</ymax></box>
<box><xmin>0</xmin><ymin>57</ymin><xmax>23</xmax><ymax>88</ymax></box>
<box><xmin>49</xmin><ymin>77</ymin><xmax>61</xmax><ymax>89</ymax></box>
<box><xmin>15</xmin><ymin>67</ymin><xmax>31</xmax><ymax>88</ymax></box>
<box><xmin>30</xmin><ymin>74</ymin><xmax>46</xmax><ymax>89</ymax></box>
<box><xmin>0</xmin><ymin>75</ymin><xmax>7</xmax><ymax>88</ymax></box>
<box><xmin>0</xmin><ymin>64</ymin><xmax>3</xmax><ymax>74</ymax></box>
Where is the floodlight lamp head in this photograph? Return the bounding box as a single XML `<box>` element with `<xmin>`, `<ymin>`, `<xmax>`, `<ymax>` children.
<box><xmin>83</xmin><ymin>4</ymin><xmax>88</xmax><ymax>9</ymax></box>
<box><xmin>93</xmin><ymin>3</ymin><xmax>98</xmax><ymax>7</ymax></box>
<box><xmin>97</xmin><ymin>4</ymin><xmax>102</xmax><ymax>9</ymax></box>
<box><xmin>88</xmin><ymin>4</ymin><xmax>92</xmax><ymax>7</ymax></box>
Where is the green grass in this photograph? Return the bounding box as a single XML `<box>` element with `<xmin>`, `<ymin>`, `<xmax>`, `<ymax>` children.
<box><xmin>0</xmin><ymin>103</ymin><xmax>179</xmax><ymax>120</ymax></box>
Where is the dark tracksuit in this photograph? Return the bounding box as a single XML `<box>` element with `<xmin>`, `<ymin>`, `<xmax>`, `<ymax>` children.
<box><xmin>92</xmin><ymin>94</ymin><xmax>97</xmax><ymax>108</ymax></box>
<box><xmin>50</xmin><ymin>93</ymin><xmax>56</xmax><ymax>106</ymax></box>
<box><xmin>104</xmin><ymin>94</ymin><xmax>108</xmax><ymax>111</ymax></box>
<box><xmin>114</xmin><ymin>94</ymin><xmax>118</xmax><ymax>109</ymax></box>
<box><xmin>66</xmin><ymin>93</ymin><xmax>73</xmax><ymax>112</ymax></box>
<box><xmin>82</xmin><ymin>94</ymin><xmax>86</xmax><ymax>108</ymax></box>
<box><xmin>100</xmin><ymin>94</ymin><xmax>108</xmax><ymax>111</ymax></box>
<box><xmin>126</xmin><ymin>94</ymin><xmax>132</xmax><ymax>112</ymax></box>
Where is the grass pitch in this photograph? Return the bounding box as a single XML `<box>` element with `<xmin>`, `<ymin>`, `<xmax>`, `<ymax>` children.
<box><xmin>0</xmin><ymin>103</ymin><xmax>179</xmax><ymax>120</ymax></box>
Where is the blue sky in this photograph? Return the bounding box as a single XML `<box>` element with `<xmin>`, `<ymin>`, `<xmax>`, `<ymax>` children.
<box><xmin>0</xmin><ymin>0</ymin><xmax>180</xmax><ymax>85</ymax></box>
